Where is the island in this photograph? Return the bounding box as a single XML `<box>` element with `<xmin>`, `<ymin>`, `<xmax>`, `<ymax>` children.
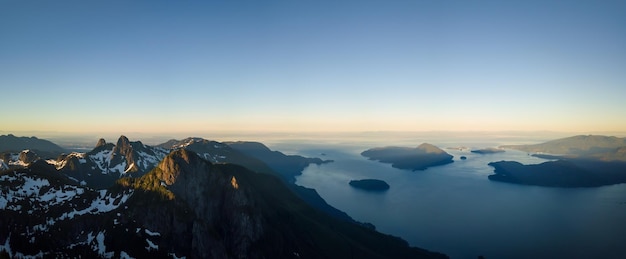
<box><xmin>349</xmin><ymin>179</ymin><xmax>390</xmax><ymax>191</ymax></box>
<box><xmin>488</xmin><ymin>135</ymin><xmax>626</xmax><ymax>187</ymax></box>
<box><xmin>471</xmin><ymin>148</ymin><xmax>505</xmax><ymax>154</ymax></box>
<box><xmin>488</xmin><ymin>159</ymin><xmax>626</xmax><ymax>187</ymax></box>
<box><xmin>460</xmin><ymin>156</ymin><xmax>467</xmax><ymax>160</ymax></box>
<box><xmin>361</xmin><ymin>143</ymin><xmax>453</xmax><ymax>171</ymax></box>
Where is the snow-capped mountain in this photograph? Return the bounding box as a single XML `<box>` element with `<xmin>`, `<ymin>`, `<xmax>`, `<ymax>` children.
<box><xmin>0</xmin><ymin>150</ymin><xmax>445</xmax><ymax>259</ymax></box>
<box><xmin>50</xmin><ymin>136</ymin><xmax>168</xmax><ymax>189</ymax></box>
<box><xmin>0</xmin><ymin>149</ymin><xmax>45</xmax><ymax>169</ymax></box>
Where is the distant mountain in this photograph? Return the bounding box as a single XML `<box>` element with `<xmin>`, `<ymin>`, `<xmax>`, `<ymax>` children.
<box><xmin>225</xmin><ymin>141</ymin><xmax>332</xmax><ymax>183</ymax></box>
<box><xmin>0</xmin><ymin>134</ymin><xmax>65</xmax><ymax>158</ymax></box>
<box><xmin>156</xmin><ymin>138</ymin><xmax>275</xmax><ymax>174</ymax></box>
<box><xmin>362</xmin><ymin>143</ymin><xmax>453</xmax><ymax>171</ymax></box>
<box><xmin>1</xmin><ymin>149</ymin><xmax>47</xmax><ymax>169</ymax></box>
<box><xmin>0</xmin><ymin>149</ymin><xmax>447</xmax><ymax>259</ymax></box>
<box><xmin>501</xmin><ymin>135</ymin><xmax>626</xmax><ymax>159</ymax></box>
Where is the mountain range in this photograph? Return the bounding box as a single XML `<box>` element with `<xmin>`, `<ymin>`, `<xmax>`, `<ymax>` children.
<box><xmin>0</xmin><ymin>134</ymin><xmax>446</xmax><ymax>258</ymax></box>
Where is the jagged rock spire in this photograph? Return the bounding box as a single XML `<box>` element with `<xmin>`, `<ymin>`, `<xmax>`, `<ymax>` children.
<box><xmin>95</xmin><ymin>138</ymin><xmax>107</xmax><ymax>148</ymax></box>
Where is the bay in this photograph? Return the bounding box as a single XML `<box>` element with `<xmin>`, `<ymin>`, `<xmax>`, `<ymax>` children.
<box><xmin>269</xmin><ymin>137</ymin><xmax>626</xmax><ymax>259</ymax></box>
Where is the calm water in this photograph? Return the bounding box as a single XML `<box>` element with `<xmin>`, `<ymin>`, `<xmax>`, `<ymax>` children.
<box><xmin>269</xmin><ymin>138</ymin><xmax>626</xmax><ymax>259</ymax></box>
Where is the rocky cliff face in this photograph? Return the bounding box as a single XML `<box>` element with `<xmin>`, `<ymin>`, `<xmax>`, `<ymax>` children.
<box><xmin>153</xmin><ymin>149</ymin><xmax>264</xmax><ymax>258</ymax></box>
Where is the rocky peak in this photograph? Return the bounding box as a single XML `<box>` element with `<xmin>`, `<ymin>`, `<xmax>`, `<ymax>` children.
<box><xmin>113</xmin><ymin>135</ymin><xmax>132</xmax><ymax>155</ymax></box>
<box><xmin>19</xmin><ymin>150</ymin><xmax>39</xmax><ymax>164</ymax></box>
<box><xmin>95</xmin><ymin>138</ymin><xmax>107</xmax><ymax>148</ymax></box>
<box><xmin>157</xmin><ymin>149</ymin><xmax>200</xmax><ymax>186</ymax></box>
<box><xmin>109</xmin><ymin>135</ymin><xmax>138</xmax><ymax>173</ymax></box>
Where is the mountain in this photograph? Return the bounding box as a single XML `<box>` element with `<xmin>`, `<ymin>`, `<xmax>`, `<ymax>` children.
<box><xmin>225</xmin><ymin>141</ymin><xmax>332</xmax><ymax>183</ymax></box>
<box><xmin>362</xmin><ymin>143</ymin><xmax>454</xmax><ymax>171</ymax></box>
<box><xmin>156</xmin><ymin>138</ymin><xmax>275</xmax><ymax>174</ymax></box>
<box><xmin>0</xmin><ymin>134</ymin><xmax>66</xmax><ymax>159</ymax></box>
<box><xmin>501</xmin><ymin>135</ymin><xmax>626</xmax><ymax>159</ymax></box>
<box><xmin>223</xmin><ymin>141</ymin><xmax>360</xmax><ymax>225</ymax></box>
<box><xmin>49</xmin><ymin>136</ymin><xmax>168</xmax><ymax>189</ymax></box>
<box><xmin>160</xmin><ymin>138</ymin><xmax>357</xmax><ymax>227</ymax></box>
<box><xmin>0</xmin><ymin>149</ymin><xmax>46</xmax><ymax>169</ymax></box>
<box><xmin>0</xmin><ymin>149</ymin><xmax>447</xmax><ymax>258</ymax></box>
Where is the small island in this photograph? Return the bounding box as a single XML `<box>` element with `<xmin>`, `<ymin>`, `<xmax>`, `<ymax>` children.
<box><xmin>361</xmin><ymin>143</ymin><xmax>453</xmax><ymax>171</ymax></box>
<box><xmin>349</xmin><ymin>179</ymin><xmax>390</xmax><ymax>191</ymax></box>
<box><xmin>471</xmin><ymin>148</ymin><xmax>505</xmax><ymax>154</ymax></box>
<box><xmin>460</xmin><ymin>156</ymin><xmax>467</xmax><ymax>160</ymax></box>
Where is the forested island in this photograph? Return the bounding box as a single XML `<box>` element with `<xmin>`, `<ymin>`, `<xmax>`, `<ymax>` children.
<box><xmin>361</xmin><ymin>143</ymin><xmax>453</xmax><ymax>171</ymax></box>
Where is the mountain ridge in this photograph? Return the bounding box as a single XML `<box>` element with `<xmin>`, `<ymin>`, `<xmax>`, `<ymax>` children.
<box><xmin>0</xmin><ymin>149</ymin><xmax>447</xmax><ymax>258</ymax></box>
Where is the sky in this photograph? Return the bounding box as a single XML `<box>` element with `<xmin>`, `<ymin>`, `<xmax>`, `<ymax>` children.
<box><xmin>1</xmin><ymin>0</ymin><xmax>625</xmax><ymax>135</ymax></box>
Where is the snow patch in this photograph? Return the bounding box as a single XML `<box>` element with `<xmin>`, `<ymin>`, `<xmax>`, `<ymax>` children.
<box><xmin>120</xmin><ymin>251</ymin><xmax>135</xmax><ymax>259</ymax></box>
<box><xmin>169</xmin><ymin>252</ymin><xmax>186</xmax><ymax>259</ymax></box>
<box><xmin>124</xmin><ymin>163</ymin><xmax>135</xmax><ymax>173</ymax></box>
<box><xmin>94</xmin><ymin>231</ymin><xmax>114</xmax><ymax>258</ymax></box>
<box><xmin>89</xmin><ymin>149</ymin><xmax>113</xmax><ymax>174</ymax></box>
<box><xmin>145</xmin><ymin>238</ymin><xmax>158</xmax><ymax>251</ymax></box>
<box><xmin>59</xmin><ymin>190</ymin><xmax>133</xmax><ymax>220</ymax></box>
<box><xmin>145</xmin><ymin>229</ymin><xmax>161</xmax><ymax>237</ymax></box>
<box><xmin>109</xmin><ymin>161</ymin><xmax>127</xmax><ymax>176</ymax></box>
<box><xmin>0</xmin><ymin>234</ymin><xmax>12</xmax><ymax>258</ymax></box>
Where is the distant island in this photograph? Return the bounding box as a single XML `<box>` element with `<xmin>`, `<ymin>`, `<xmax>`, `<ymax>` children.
<box><xmin>490</xmin><ymin>135</ymin><xmax>626</xmax><ymax>187</ymax></box>
<box><xmin>471</xmin><ymin>148</ymin><xmax>505</xmax><ymax>154</ymax></box>
<box><xmin>349</xmin><ymin>179</ymin><xmax>390</xmax><ymax>191</ymax></box>
<box><xmin>500</xmin><ymin>135</ymin><xmax>626</xmax><ymax>161</ymax></box>
<box><xmin>361</xmin><ymin>143</ymin><xmax>453</xmax><ymax>171</ymax></box>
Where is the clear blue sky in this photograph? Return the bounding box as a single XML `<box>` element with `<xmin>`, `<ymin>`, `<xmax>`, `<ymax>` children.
<box><xmin>1</xmin><ymin>0</ymin><xmax>625</xmax><ymax>134</ymax></box>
